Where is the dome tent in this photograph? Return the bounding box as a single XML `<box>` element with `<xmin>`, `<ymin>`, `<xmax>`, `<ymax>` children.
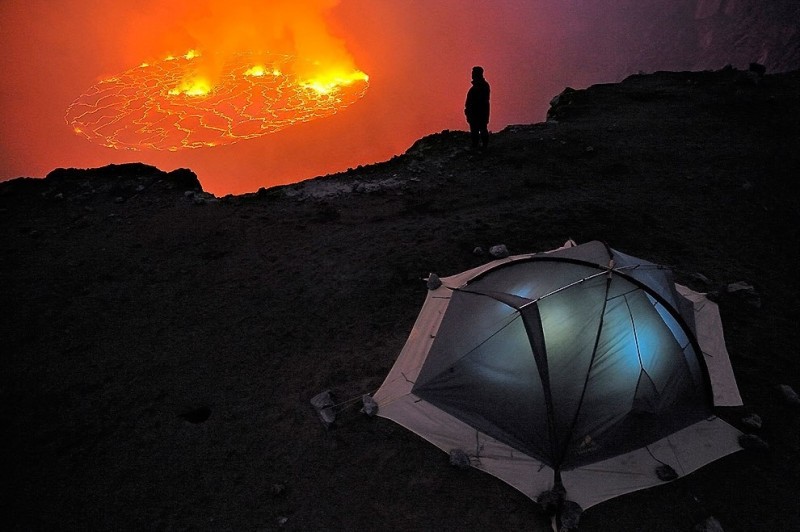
<box><xmin>373</xmin><ymin>241</ymin><xmax>742</xmax><ymax>517</ymax></box>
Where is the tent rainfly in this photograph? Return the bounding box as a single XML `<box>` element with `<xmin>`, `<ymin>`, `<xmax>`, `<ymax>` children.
<box><xmin>373</xmin><ymin>240</ymin><xmax>742</xmax><ymax>523</ymax></box>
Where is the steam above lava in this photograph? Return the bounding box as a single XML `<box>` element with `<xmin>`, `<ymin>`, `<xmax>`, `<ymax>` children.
<box><xmin>64</xmin><ymin>0</ymin><xmax>369</xmax><ymax>151</ymax></box>
<box><xmin>171</xmin><ymin>0</ymin><xmax>366</xmax><ymax>93</ymax></box>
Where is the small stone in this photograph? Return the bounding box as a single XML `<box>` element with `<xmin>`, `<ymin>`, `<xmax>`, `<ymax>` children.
<box><xmin>310</xmin><ymin>390</ymin><xmax>336</xmax><ymax>428</ymax></box>
<box><xmin>449</xmin><ymin>449</ymin><xmax>471</xmax><ymax>469</ymax></box>
<box><xmin>361</xmin><ymin>394</ymin><xmax>378</xmax><ymax>416</ymax></box>
<box><xmin>694</xmin><ymin>516</ymin><xmax>725</xmax><ymax>532</ymax></box>
<box><xmin>741</xmin><ymin>413</ymin><xmax>762</xmax><ymax>430</ymax></box>
<box><xmin>114</xmin><ymin>196</ymin><xmax>125</xmax><ymax>203</ymax></box>
<box><xmin>269</xmin><ymin>483</ymin><xmax>286</xmax><ymax>497</ymax></box>
<box><xmin>726</xmin><ymin>281</ymin><xmax>755</xmax><ymax>294</ymax></box>
<box><xmin>656</xmin><ymin>464</ymin><xmax>678</xmax><ymax>481</ymax></box>
<box><xmin>726</xmin><ymin>281</ymin><xmax>761</xmax><ymax>307</ymax></box>
<box><xmin>473</xmin><ymin>246</ymin><xmax>484</xmax><ymax>256</ymax></box>
<box><xmin>489</xmin><ymin>244</ymin><xmax>509</xmax><ymax>258</ymax></box>
<box><xmin>426</xmin><ymin>273</ymin><xmax>442</xmax><ymax>290</ymax></box>
<box><xmin>537</xmin><ymin>485</ymin><xmax>565</xmax><ymax>515</ymax></box>
<box><xmin>559</xmin><ymin>500</ymin><xmax>583</xmax><ymax>531</ymax></box>
<box><xmin>738</xmin><ymin>433</ymin><xmax>769</xmax><ymax>451</ymax></box>
<box><xmin>777</xmin><ymin>384</ymin><xmax>800</xmax><ymax>406</ymax></box>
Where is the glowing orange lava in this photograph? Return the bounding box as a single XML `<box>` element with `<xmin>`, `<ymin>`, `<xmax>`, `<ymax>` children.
<box><xmin>65</xmin><ymin>51</ymin><xmax>369</xmax><ymax>151</ymax></box>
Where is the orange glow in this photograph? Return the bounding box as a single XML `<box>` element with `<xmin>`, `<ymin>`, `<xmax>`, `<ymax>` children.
<box><xmin>4</xmin><ymin>0</ymin><xmax>673</xmax><ymax>196</ymax></box>
<box><xmin>63</xmin><ymin>0</ymin><xmax>370</xmax><ymax>152</ymax></box>
<box><xmin>65</xmin><ymin>52</ymin><xmax>369</xmax><ymax>151</ymax></box>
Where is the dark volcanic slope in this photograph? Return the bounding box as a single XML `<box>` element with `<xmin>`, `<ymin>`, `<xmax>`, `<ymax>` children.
<box><xmin>2</xmin><ymin>68</ymin><xmax>799</xmax><ymax>531</ymax></box>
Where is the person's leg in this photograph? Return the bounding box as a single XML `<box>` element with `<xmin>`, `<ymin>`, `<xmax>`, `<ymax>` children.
<box><xmin>469</xmin><ymin>123</ymin><xmax>480</xmax><ymax>149</ymax></box>
<box><xmin>480</xmin><ymin>125</ymin><xmax>489</xmax><ymax>150</ymax></box>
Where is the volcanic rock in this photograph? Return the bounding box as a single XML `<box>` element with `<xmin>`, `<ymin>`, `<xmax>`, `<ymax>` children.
<box><xmin>777</xmin><ymin>384</ymin><xmax>800</xmax><ymax>407</ymax></box>
<box><xmin>489</xmin><ymin>244</ymin><xmax>510</xmax><ymax>258</ymax></box>
<box><xmin>726</xmin><ymin>281</ymin><xmax>761</xmax><ymax>307</ymax></box>
<box><xmin>694</xmin><ymin>516</ymin><xmax>725</xmax><ymax>532</ymax></box>
<box><xmin>448</xmin><ymin>449</ymin><xmax>471</xmax><ymax>469</ymax></box>
<box><xmin>426</xmin><ymin>273</ymin><xmax>442</xmax><ymax>290</ymax></box>
<box><xmin>738</xmin><ymin>433</ymin><xmax>770</xmax><ymax>451</ymax></box>
<box><xmin>741</xmin><ymin>413</ymin><xmax>763</xmax><ymax>431</ymax></box>
<box><xmin>2</xmin><ymin>67</ymin><xmax>799</xmax><ymax>531</ymax></box>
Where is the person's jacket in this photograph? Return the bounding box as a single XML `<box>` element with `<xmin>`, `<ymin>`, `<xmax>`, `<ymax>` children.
<box><xmin>465</xmin><ymin>77</ymin><xmax>490</xmax><ymax>124</ymax></box>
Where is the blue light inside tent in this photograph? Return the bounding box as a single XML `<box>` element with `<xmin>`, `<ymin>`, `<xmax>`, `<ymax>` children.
<box><xmin>538</xmin><ymin>297</ymin><xmax>580</xmax><ymax>352</ymax></box>
<box><xmin>632</xmin><ymin>312</ymin><xmax>662</xmax><ymax>372</ymax></box>
<box><xmin>467</xmin><ymin>314</ymin><xmax>535</xmax><ymax>389</ymax></box>
<box><xmin>616</xmin><ymin>311</ymin><xmax>646</xmax><ymax>375</ymax></box>
<box><xmin>493</xmin><ymin>278</ymin><xmax>540</xmax><ymax>300</ymax></box>
<box><xmin>601</xmin><ymin>294</ymin><xmax>654</xmax><ymax>375</ymax></box>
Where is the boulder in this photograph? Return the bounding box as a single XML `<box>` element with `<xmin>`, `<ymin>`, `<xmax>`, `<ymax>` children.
<box><xmin>489</xmin><ymin>244</ymin><xmax>509</xmax><ymax>258</ymax></box>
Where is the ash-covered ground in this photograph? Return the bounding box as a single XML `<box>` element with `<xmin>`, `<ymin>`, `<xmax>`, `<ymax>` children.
<box><xmin>2</xmin><ymin>67</ymin><xmax>799</xmax><ymax>530</ymax></box>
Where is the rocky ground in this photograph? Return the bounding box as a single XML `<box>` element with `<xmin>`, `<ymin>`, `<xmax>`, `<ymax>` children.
<box><xmin>2</xmin><ymin>67</ymin><xmax>799</xmax><ymax>530</ymax></box>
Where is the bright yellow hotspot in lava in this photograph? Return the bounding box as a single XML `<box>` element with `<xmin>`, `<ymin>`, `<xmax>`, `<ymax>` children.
<box><xmin>301</xmin><ymin>70</ymin><xmax>370</xmax><ymax>95</ymax></box>
<box><xmin>244</xmin><ymin>65</ymin><xmax>267</xmax><ymax>77</ymax></box>
<box><xmin>65</xmin><ymin>51</ymin><xmax>369</xmax><ymax>151</ymax></box>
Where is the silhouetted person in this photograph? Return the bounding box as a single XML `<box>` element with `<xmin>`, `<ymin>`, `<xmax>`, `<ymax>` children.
<box><xmin>465</xmin><ymin>66</ymin><xmax>490</xmax><ymax>151</ymax></box>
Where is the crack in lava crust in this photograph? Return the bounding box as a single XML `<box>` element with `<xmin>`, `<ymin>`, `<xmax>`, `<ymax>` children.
<box><xmin>65</xmin><ymin>52</ymin><xmax>369</xmax><ymax>151</ymax></box>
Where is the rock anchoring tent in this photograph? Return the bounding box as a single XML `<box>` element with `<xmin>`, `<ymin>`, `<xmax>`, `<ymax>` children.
<box><xmin>373</xmin><ymin>241</ymin><xmax>742</xmax><ymax>523</ymax></box>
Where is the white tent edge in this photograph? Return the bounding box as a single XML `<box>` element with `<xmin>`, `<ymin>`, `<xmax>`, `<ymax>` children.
<box><xmin>374</xmin><ymin>240</ymin><xmax>744</xmax><ymax>511</ymax></box>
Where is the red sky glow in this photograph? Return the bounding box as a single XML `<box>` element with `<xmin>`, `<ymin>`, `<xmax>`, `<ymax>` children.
<box><xmin>1</xmin><ymin>0</ymin><xmax>779</xmax><ymax>195</ymax></box>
